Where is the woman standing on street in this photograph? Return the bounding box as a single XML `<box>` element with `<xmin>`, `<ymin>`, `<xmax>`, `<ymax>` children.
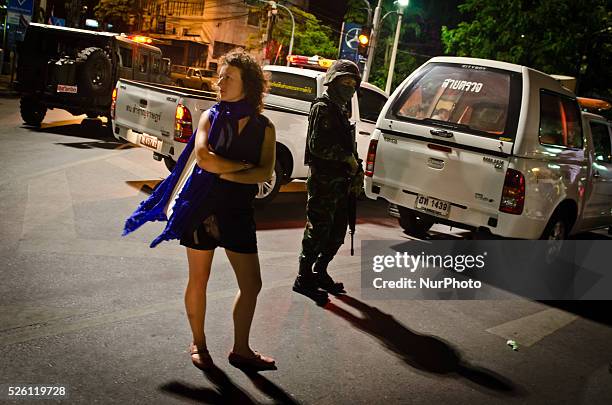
<box><xmin>182</xmin><ymin>51</ymin><xmax>276</xmax><ymax>371</ymax></box>
<box><xmin>123</xmin><ymin>50</ymin><xmax>276</xmax><ymax>371</ymax></box>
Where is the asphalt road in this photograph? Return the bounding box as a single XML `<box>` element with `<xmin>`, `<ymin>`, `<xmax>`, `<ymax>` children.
<box><xmin>0</xmin><ymin>98</ymin><xmax>611</xmax><ymax>404</ymax></box>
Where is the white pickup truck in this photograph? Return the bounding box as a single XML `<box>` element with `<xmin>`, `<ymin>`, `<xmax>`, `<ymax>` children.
<box><xmin>365</xmin><ymin>56</ymin><xmax>612</xmax><ymax>239</ymax></box>
<box><xmin>111</xmin><ymin>65</ymin><xmax>388</xmax><ymax>203</ymax></box>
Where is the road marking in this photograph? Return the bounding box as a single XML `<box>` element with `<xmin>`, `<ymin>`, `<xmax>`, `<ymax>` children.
<box><xmin>486</xmin><ymin>308</ymin><xmax>578</xmax><ymax>347</ymax></box>
<box><xmin>40</xmin><ymin>118</ymin><xmax>84</xmax><ymax>129</ymax></box>
<box><xmin>0</xmin><ymin>264</ymin><xmax>360</xmax><ymax>346</ymax></box>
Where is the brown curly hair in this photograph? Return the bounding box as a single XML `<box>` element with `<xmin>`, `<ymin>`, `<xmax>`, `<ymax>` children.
<box><xmin>219</xmin><ymin>50</ymin><xmax>268</xmax><ymax>113</ymax></box>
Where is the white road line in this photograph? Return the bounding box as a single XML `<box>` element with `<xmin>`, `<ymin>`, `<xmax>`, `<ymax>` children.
<box><xmin>486</xmin><ymin>308</ymin><xmax>578</xmax><ymax>347</ymax></box>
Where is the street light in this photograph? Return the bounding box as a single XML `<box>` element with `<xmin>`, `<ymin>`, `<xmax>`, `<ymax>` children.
<box><xmin>385</xmin><ymin>0</ymin><xmax>409</xmax><ymax>94</ymax></box>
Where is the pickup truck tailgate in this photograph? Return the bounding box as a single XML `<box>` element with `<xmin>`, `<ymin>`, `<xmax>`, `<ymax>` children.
<box><xmin>115</xmin><ymin>80</ymin><xmax>178</xmax><ymax>141</ymax></box>
<box><xmin>373</xmin><ymin>127</ymin><xmax>512</xmax><ymax>218</ymax></box>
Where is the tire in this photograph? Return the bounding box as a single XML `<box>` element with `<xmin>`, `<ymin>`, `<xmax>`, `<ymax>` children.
<box><xmin>164</xmin><ymin>157</ymin><xmax>176</xmax><ymax>172</ymax></box>
<box><xmin>200</xmin><ymin>83</ymin><xmax>209</xmax><ymax>91</ymax></box>
<box><xmin>255</xmin><ymin>160</ymin><xmax>283</xmax><ymax>205</ymax></box>
<box><xmin>20</xmin><ymin>96</ymin><xmax>47</xmax><ymax>126</ymax></box>
<box><xmin>176</xmin><ymin>80</ymin><xmax>184</xmax><ymax>87</ymax></box>
<box><xmin>540</xmin><ymin>211</ymin><xmax>569</xmax><ymax>240</ymax></box>
<box><xmin>76</xmin><ymin>47</ymin><xmax>112</xmax><ymax>96</ymax></box>
<box><xmin>398</xmin><ymin>207</ymin><xmax>435</xmax><ymax>236</ymax></box>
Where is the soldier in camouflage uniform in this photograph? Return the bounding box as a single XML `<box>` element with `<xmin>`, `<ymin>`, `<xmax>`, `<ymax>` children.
<box><xmin>293</xmin><ymin>60</ymin><xmax>364</xmax><ymax>300</ymax></box>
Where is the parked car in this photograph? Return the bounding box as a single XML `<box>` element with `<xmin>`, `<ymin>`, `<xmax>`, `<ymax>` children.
<box><xmin>364</xmin><ymin>56</ymin><xmax>612</xmax><ymax>239</ymax></box>
<box><xmin>111</xmin><ymin>65</ymin><xmax>388</xmax><ymax>203</ymax></box>
<box><xmin>171</xmin><ymin>66</ymin><xmax>217</xmax><ymax>91</ymax></box>
<box><xmin>15</xmin><ymin>23</ymin><xmax>170</xmax><ymax>126</ymax></box>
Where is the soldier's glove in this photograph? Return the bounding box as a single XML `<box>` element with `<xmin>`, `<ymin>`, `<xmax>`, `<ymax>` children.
<box><xmin>347</xmin><ymin>155</ymin><xmax>359</xmax><ymax>175</ymax></box>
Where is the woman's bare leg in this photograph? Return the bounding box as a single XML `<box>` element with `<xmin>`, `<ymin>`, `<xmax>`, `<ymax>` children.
<box><xmin>225</xmin><ymin>250</ymin><xmax>262</xmax><ymax>356</ymax></box>
<box><xmin>185</xmin><ymin>247</ymin><xmax>214</xmax><ymax>348</ymax></box>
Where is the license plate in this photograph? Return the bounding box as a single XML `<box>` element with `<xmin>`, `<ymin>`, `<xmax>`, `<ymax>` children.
<box><xmin>139</xmin><ymin>133</ymin><xmax>161</xmax><ymax>151</ymax></box>
<box><xmin>415</xmin><ymin>194</ymin><xmax>450</xmax><ymax>217</ymax></box>
<box><xmin>57</xmin><ymin>84</ymin><xmax>78</xmax><ymax>93</ymax></box>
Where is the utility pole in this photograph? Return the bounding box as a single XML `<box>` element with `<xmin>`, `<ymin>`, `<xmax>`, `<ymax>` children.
<box><xmin>363</xmin><ymin>0</ymin><xmax>382</xmax><ymax>83</ymax></box>
<box><xmin>263</xmin><ymin>2</ymin><xmax>277</xmax><ymax>65</ymax></box>
<box><xmin>386</xmin><ymin>0</ymin><xmax>409</xmax><ymax>94</ymax></box>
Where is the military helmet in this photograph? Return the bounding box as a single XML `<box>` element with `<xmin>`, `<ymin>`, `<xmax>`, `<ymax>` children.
<box><xmin>323</xmin><ymin>59</ymin><xmax>362</xmax><ymax>87</ymax></box>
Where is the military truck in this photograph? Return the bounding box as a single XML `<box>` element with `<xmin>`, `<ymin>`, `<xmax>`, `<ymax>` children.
<box><xmin>15</xmin><ymin>23</ymin><xmax>171</xmax><ymax>127</ymax></box>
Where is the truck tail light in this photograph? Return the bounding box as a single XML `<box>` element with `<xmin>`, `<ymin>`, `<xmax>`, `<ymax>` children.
<box><xmin>365</xmin><ymin>139</ymin><xmax>378</xmax><ymax>177</ymax></box>
<box><xmin>174</xmin><ymin>104</ymin><xmax>193</xmax><ymax>143</ymax></box>
<box><xmin>499</xmin><ymin>168</ymin><xmax>525</xmax><ymax>215</ymax></box>
<box><xmin>111</xmin><ymin>87</ymin><xmax>118</xmax><ymax>120</ymax></box>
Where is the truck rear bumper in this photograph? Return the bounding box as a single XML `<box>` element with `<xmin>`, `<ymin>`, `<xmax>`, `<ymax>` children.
<box><xmin>366</xmin><ymin>178</ymin><xmax>547</xmax><ymax>239</ymax></box>
<box><xmin>113</xmin><ymin>123</ymin><xmax>174</xmax><ymax>158</ymax></box>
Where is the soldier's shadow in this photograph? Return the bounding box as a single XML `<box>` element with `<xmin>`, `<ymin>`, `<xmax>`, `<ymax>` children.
<box><xmin>325</xmin><ymin>295</ymin><xmax>524</xmax><ymax>396</ymax></box>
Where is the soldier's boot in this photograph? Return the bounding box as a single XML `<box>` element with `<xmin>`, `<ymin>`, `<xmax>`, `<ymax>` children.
<box><xmin>314</xmin><ymin>257</ymin><xmax>345</xmax><ymax>295</ymax></box>
<box><xmin>293</xmin><ymin>260</ymin><xmax>329</xmax><ymax>305</ymax></box>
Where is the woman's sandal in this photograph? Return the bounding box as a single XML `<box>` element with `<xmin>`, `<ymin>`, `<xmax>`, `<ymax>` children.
<box><xmin>228</xmin><ymin>350</ymin><xmax>276</xmax><ymax>371</ymax></box>
<box><xmin>189</xmin><ymin>343</ymin><xmax>214</xmax><ymax>370</ymax></box>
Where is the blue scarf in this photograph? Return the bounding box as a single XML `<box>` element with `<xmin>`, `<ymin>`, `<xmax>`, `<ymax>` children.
<box><xmin>122</xmin><ymin>100</ymin><xmax>255</xmax><ymax>247</ymax></box>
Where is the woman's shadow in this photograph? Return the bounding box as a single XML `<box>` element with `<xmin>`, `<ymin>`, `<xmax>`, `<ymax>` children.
<box><xmin>160</xmin><ymin>364</ymin><xmax>300</xmax><ymax>404</ymax></box>
<box><xmin>325</xmin><ymin>295</ymin><xmax>524</xmax><ymax>397</ymax></box>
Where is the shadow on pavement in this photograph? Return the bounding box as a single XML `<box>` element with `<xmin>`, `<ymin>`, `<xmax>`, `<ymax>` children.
<box><xmin>543</xmin><ymin>300</ymin><xmax>612</xmax><ymax>327</ymax></box>
<box><xmin>240</xmin><ymin>370</ymin><xmax>301</xmax><ymax>405</ymax></box>
<box><xmin>326</xmin><ymin>295</ymin><xmax>524</xmax><ymax>397</ymax></box>
<box><xmin>255</xmin><ymin>192</ymin><xmax>395</xmax><ymax>231</ymax></box>
<box><xmin>29</xmin><ymin>118</ymin><xmax>125</xmax><ymax>146</ymax></box>
<box><xmin>160</xmin><ymin>365</ymin><xmax>257</xmax><ymax>404</ymax></box>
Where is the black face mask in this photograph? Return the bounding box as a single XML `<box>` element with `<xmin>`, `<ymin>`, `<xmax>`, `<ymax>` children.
<box><xmin>329</xmin><ymin>83</ymin><xmax>356</xmax><ymax>105</ymax></box>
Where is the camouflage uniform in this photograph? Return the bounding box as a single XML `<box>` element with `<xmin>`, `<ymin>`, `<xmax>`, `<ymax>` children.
<box><xmin>295</xmin><ymin>60</ymin><xmax>363</xmax><ymax>297</ymax></box>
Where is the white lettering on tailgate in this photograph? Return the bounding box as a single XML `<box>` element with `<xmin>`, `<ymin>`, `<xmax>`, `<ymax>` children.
<box><xmin>125</xmin><ymin>104</ymin><xmax>163</xmax><ymax>123</ymax></box>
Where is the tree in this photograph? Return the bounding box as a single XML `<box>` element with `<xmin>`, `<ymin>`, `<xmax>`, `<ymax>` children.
<box><xmin>441</xmin><ymin>0</ymin><xmax>612</xmax><ymax>98</ymax></box>
<box><xmin>94</xmin><ymin>0</ymin><xmax>140</xmax><ymax>32</ymax></box>
<box><xmin>246</xmin><ymin>5</ymin><xmax>338</xmax><ymax>63</ymax></box>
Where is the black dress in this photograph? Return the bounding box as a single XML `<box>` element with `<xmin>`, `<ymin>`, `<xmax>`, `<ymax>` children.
<box><xmin>179</xmin><ymin>114</ymin><xmax>269</xmax><ymax>254</ymax></box>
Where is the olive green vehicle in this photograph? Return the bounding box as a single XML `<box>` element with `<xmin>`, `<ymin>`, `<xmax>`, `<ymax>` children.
<box><xmin>15</xmin><ymin>23</ymin><xmax>171</xmax><ymax>127</ymax></box>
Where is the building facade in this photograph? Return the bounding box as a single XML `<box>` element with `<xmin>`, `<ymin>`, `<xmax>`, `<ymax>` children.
<box><xmin>140</xmin><ymin>0</ymin><xmax>309</xmax><ymax>70</ymax></box>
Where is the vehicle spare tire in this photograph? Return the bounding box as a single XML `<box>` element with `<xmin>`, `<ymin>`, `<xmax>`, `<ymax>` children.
<box><xmin>76</xmin><ymin>47</ymin><xmax>112</xmax><ymax>96</ymax></box>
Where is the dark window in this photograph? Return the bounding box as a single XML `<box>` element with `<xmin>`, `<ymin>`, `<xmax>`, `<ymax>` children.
<box><xmin>247</xmin><ymin>9</ymin><xmax>261</xmax><ymax>27</ymax></box>
<box><xmin>358</xmin><ymin>88</ymin><xmax>387</xmax><ymax>122</ymax></box>
<box><xmin>267</xmin><ymin>71</ymin><xmax>317</xmax><ymax>102</ymax></box>
<box><xmin>539</xmin><ymin>91</ymin><xmax>583</xmax><ymax>148</ymax></box>
<box><xmin>119</xmin><ymin>47</ymin><xmax>132</xmax><ymax>68</ymax></box>
<box><xmin>213</xmin><ymin>41</ymin><xmax>240</xmax><ymax>59</ymax></box>
<box><xmin>139</xmin><ymin>53</ymin><xmax>149</xmax><ymax>73</ymax></box>
<box><xmin>152</xmin><ymin>56</ymin><xmax>161</xmax><ymax>73</ymax></box>
<box><xmin>590</xmin><ymin>122</ymin><xmax>612</xmax><ymax>163</ymax></box>
<box><xmin>389</xmin><ymin>63</ymin><xmax>522</xmax><ymax>140</ymax></box>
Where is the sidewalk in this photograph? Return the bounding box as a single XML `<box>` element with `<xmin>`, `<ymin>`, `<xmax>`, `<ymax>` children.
<box><xmin>0</xmin><ymin>73</ymin><xmax>19</xmax><ymax>98</ymax></box>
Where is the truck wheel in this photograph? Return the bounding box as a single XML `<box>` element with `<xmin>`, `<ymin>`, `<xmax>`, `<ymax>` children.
<box><xmin>164</xmin><ymin>157</ymin><xmax>176</xmax><ymax>172</ymax></box>
<box><xmin>76</xmin><ymin>47</ymin><xmax>112</xmax><ymax>96</ymax></box>
<box><xmin>255</xmin><ymin>161</ymin><xmax>283</xmax><ymax>205</ymax></box>
<box><xmin>200</xmin><ymin>83</ymin><xmax>209</xmax><ymax>91</ymax></box>
<box><xmin>540</xmin><ymin>211</ymin><xmax>569</xmax><ymax>240</ymax></box>
<box><xmin>20</xmin><ymin>96</ymin><xmax>47</xmax><ymax>126</ymax></box>
<box><xmin>398</xmin><ymin>207</ymin><xmax>434</xmax><ymax>236</ymax></box>
<box><xmin>176</xmin><ymin>80</ymin><xmax>184</xmax><ymax>87</ymax></box>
